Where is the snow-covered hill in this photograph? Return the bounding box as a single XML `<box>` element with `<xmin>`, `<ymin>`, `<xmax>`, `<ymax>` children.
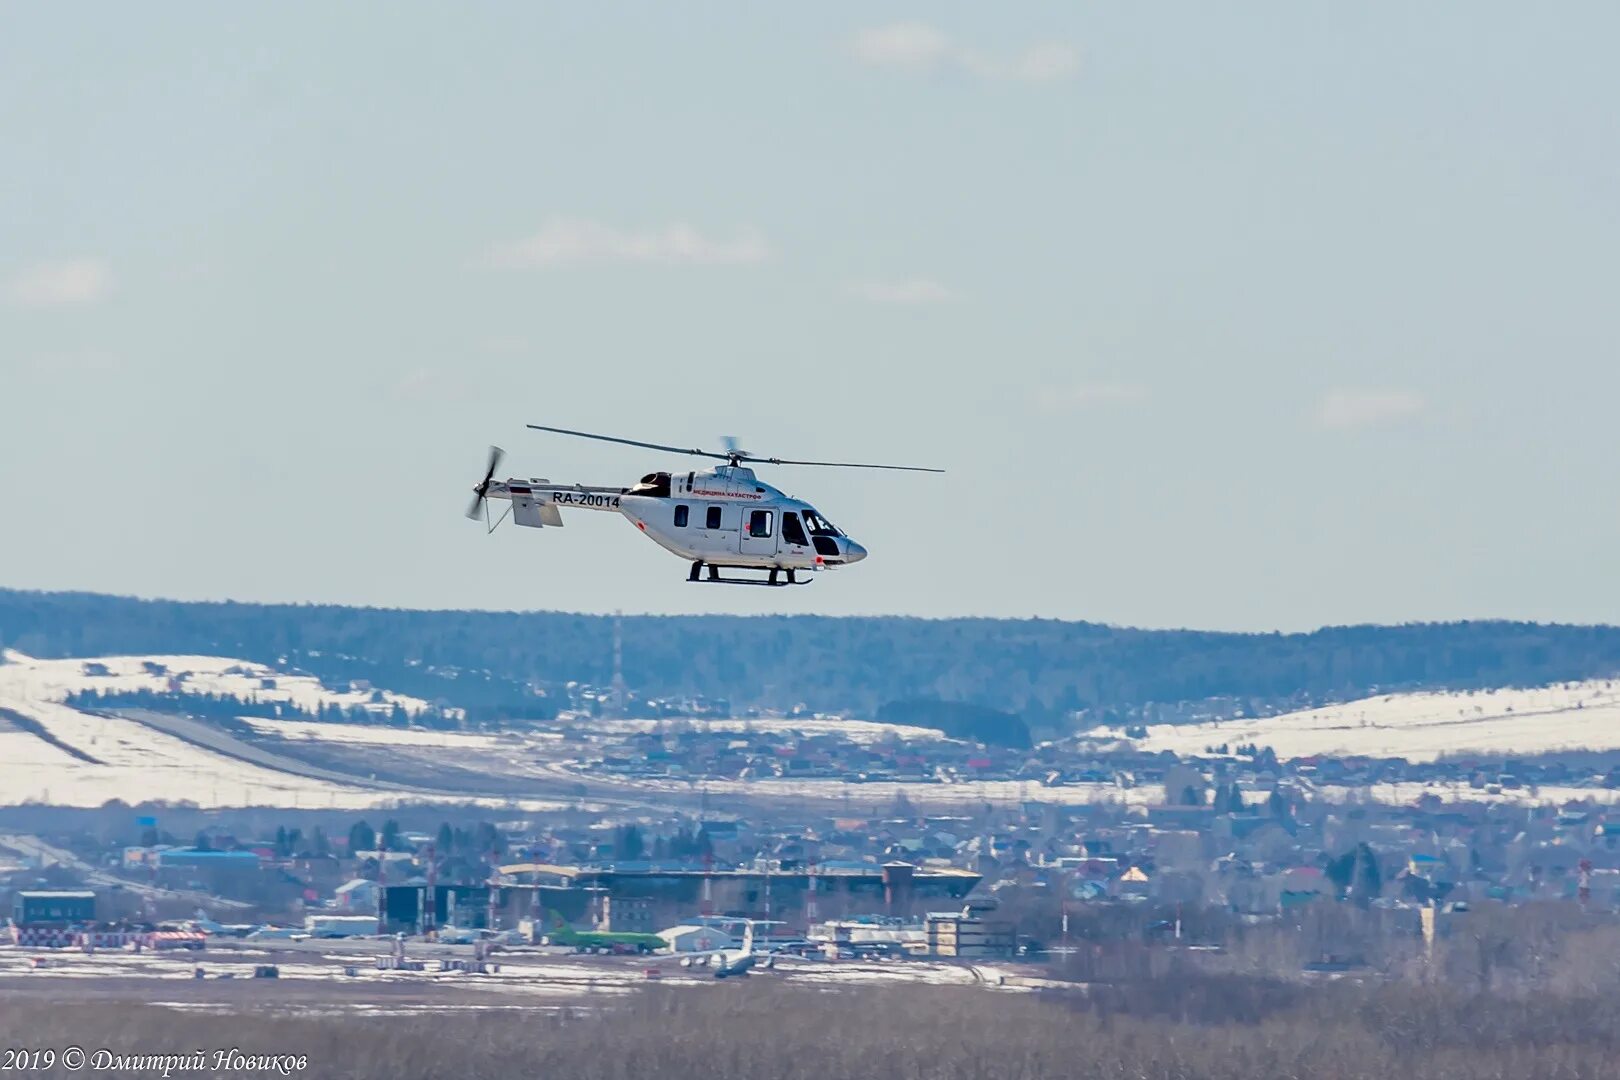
<box><xmin>1101</xmin><ymin>679</ymin><xmax>1620</xmax><ymax>762</ymax></box>
<box><xmin>0</xmin><ymin>651</ymin><xmax>946</xmax><ymax>812</ymax></box>
<box><xmin>14</xmin><ymin>649</ymin><xmax>1620</xmax><ymax>812</ymax></box>
<box><xmin>0</xmin><ymin>651</ymin><xmax>554</xmax><ymax>810</ymax></box>
<box><xmin>0</xmin><ymin>650</ymin><xmax>437</xmax><ymax>717</ymax></box>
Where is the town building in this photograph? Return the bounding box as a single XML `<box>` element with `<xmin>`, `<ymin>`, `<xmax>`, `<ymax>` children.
<box><xmin>11</xmin><ymin>890</ymin><xmax>96</xmax><ymax>927</ymax></box>
<box><xmin>925</xmin><ymin>903</ymin><xmax>1014</xmax><ymax>958</ymax></box>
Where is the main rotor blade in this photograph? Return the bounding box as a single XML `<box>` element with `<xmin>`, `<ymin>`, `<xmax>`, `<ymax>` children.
<box><xmin>741</xmin><ymin>455</ymin><xmax>944</xmax><ymax>473</ymax></box>
<box><xmin>526</xmin><ymin>424</ymin><xmax>730</xmax><ymax>461</ymax></box>
<box><xmin>528</xmin><ymin>424</ymin><xmax>942</xmax><ymax>472</ymax></box>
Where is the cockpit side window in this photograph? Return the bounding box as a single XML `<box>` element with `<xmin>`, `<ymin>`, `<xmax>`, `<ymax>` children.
<box><xmin>781</xmin><ymin>512</ymin><xmax>809</xmax><ymax>546</ymax></box>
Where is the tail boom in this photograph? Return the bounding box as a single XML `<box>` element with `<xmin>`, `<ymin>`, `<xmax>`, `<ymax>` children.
<box><xmin>487</xmin><ymin>480</ymin><xmax>626</xmax><ymax>528</ymax></box>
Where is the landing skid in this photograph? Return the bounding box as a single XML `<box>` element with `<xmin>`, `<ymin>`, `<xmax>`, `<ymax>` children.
<box><xmin>687</xmin><ymin>562</ymin><xmax>813</xmax><ymax>587</ymax></box>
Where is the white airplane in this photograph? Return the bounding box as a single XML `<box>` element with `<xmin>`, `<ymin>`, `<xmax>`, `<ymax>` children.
<box><xmin>466</xmin><ymin>426</ymin><xmax>941</xmax><ymax>587</ymax></box>
<box><xmin>675</xmin><ymin>919</ymin><xmax>784</xmax><ymax>979</ymax></box>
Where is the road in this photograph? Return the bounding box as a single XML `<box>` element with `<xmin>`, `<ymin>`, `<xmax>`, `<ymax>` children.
<box><xmin>107</xmin><ymin>709</ymin><xmax>1008</xmax><ymax>818</ymax></box>
<box><xmin>114</xmin><ymin>709</ymin><xmax>665</xmax><ymax>810</ymax></box>
<box><xmin>0</xmin><ymin>833</ymin><xmax>253</xmax><ymax>910</ymax></box>
<box><xmin>111</xmin><ymin>710</ymin><xmax>439</xmax><ymax>794</ymax></box>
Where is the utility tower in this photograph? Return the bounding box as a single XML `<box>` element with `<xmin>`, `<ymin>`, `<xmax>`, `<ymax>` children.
<box><xmin>422</xmin><ymin>842</ymin><xmax>437</xmax><ymax>936</ymax></box>
<box><xmin>804</xmin><ymin>857</ymin><xmax>819</xmax><ymax>931</ymax></box>
<box><xmin>607</xmin><ymin>611</ymin><xmax>628</xmax><ymax>718</ymax></box>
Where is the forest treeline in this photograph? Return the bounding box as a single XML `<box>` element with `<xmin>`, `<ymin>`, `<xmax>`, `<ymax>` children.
<box><xmin>4</xmin><ymin>588</ymin><xmax>1620</xmax><ymax>728</ymax></box>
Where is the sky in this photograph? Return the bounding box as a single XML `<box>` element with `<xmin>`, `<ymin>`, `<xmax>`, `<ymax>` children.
<box><xmin>3</xmin><ymin>4</ymin><xmax>1618</xmax><ymax>631</ymax></box>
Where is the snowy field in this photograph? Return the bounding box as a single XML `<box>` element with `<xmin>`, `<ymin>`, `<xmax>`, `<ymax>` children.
<box><xmin>0</xmin><ymin>650</ymin><xmax>438</xmax><ymax>717</ymax></box>
<box><xmin>1312</xmin><ymin>781</ymin><xmax>1620</xmax><ymax>806</ymax></box>
<box><xmin>0</xmin><ymin>652</ymin><xmax>568</xmax><ymax>811</ymax></box>
<box><xmin>13</xmin><ymin>650</ymin><xmax>1620</xmax><ymax>813</ymax></box>
<box><xmin>0</xmin><ymin>650</ymin><xmax>956</xmax><ymax>811</ymax></box>
<box><xmin>0</xmin><ymin>943</ymin><xmax>993</xmax><ymax>1012</ymax></box>
<box><xmin>1100</xmin><ymin>680</ymin><xmax>1620</xmax><ymax>763</ymax></box>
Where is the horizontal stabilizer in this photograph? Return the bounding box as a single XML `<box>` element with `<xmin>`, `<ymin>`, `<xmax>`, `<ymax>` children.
<box><xmin>513</xmin><ymin>493</ymin><xmax>568</xmax><ymax>528</ymax></box>
<box><xmin>513</xmin><ymin>497</ymin><xmax>545</xmax><ymax>529</ymax></box>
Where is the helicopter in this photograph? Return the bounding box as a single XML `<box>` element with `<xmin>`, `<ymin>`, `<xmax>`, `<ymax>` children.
<box><xmin>466</xmin><ymin>424</ymin><xmax>942</xmax><ymax>587</ymax></box>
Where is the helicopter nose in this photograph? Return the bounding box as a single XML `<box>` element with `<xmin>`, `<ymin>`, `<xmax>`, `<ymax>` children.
<box><xmin>842</xmin><ymin>539</ymin><xmax>868</xmax><ymax>564</ymax></box>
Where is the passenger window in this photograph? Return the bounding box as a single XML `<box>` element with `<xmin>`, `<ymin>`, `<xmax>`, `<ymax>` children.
<box><xmin>673</xmin><ymin>504</ymin><xmax>689</xmax><ymax>528</ymax></box>
<box><xmin>706</xmin><ymin>506</ymin><xmax>722</xmax><ymax>530</ymax></box>
<box><xmin>782</xmin><ymin>512</ymin><xmax>809</xmax><ymax>546</ymax></box>
<box><xmin>748</xmin><ymin>510</ymin><xmax>774</xmax><ymax>538</ymax></box>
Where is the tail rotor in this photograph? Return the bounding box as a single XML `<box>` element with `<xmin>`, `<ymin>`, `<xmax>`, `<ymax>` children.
<box><xmin>465</xmin><ymin>445</ymin><xmax>505</xmax><ymax>521</ymax></box>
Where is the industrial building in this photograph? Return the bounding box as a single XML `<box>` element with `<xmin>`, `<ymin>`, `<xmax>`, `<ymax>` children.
<box><xmin>925</xmin><ymin>903</ymin><xmax>1015</xmax><ymax>958</ymax></box>
<box><xmin>10</xmin><ymin>890</ymin><xmax>96</xmax><ymax>927</ymax></box>
<box><xmin>495</xmin><ymin>860</ymin><xmax>981</xmax><ymax>926</ymax></box>
<box><xmin>596</xmin><ymin>894</ymin><xmax>655</xmax><ymax>933</ymax></box>
<box><xmin>809</xmin><ymin>916</ymin><xmax>926</xmax><ymax>951</ymax></box>
<box><xmin>374</xmin><ymin>861</ymin><xmax>983</xmax><ymax>935</ymax></box>
<box><xmin>381</xmin><ymin>884</ymin><xmax>508</xmax><ymax>933</ymax></box>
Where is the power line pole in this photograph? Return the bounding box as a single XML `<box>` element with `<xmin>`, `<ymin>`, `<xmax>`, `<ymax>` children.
<box><xmin>609</xmin><ymin>612</ymin><xmax>627</xmax><ymax>718</ymax></box>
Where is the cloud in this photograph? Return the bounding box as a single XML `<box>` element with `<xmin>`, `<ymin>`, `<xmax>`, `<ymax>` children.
<box><xmin>6</xmin><ymin>258</ymin><xmax>111</xmax><ymax>307</ymax></box>
<box><xmin>848</xmin><ymin>22</ymin><xmax>952</xmax><ymax>71</ymax></box>
<box><xmin>483</xmin><ymin>219</ymin><xmax>770</xmax><ymax>269</ymax></box>
<box><xmin>1315</xmin><ymin>388</ymin><xmax>1426</xmax><ymax>430</ymax></box>
<box><xmin>848</xmin><ymin>23</ymin><xmax>1078</xmax><ymax>82</ymax></box>
<box><xmin>1035</xmin><ymin>382</ymin><xmax>1149</xmax><ymax>413</ymax></box>
<box><xmin>850</xmin><ymin>278</ymin><xmax>955</xmax><ymax>305</ymax></box>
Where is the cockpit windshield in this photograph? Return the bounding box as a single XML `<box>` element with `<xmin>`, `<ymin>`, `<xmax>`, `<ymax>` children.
<box><xmin>628</xmin><ymin>472</ymin><xmax>672</xmax><ymax>498</ymax></box>
<box><xmin>801</xmin><ymin>509</ymin><xmax>841</xmax><ymax>536</ymax></box>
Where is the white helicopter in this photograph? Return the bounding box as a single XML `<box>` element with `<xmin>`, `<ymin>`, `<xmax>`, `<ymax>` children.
<box><xmin>466</xmin><ymin>424</ymin><xmax>942</xmax><ymax>587</ymax></box>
